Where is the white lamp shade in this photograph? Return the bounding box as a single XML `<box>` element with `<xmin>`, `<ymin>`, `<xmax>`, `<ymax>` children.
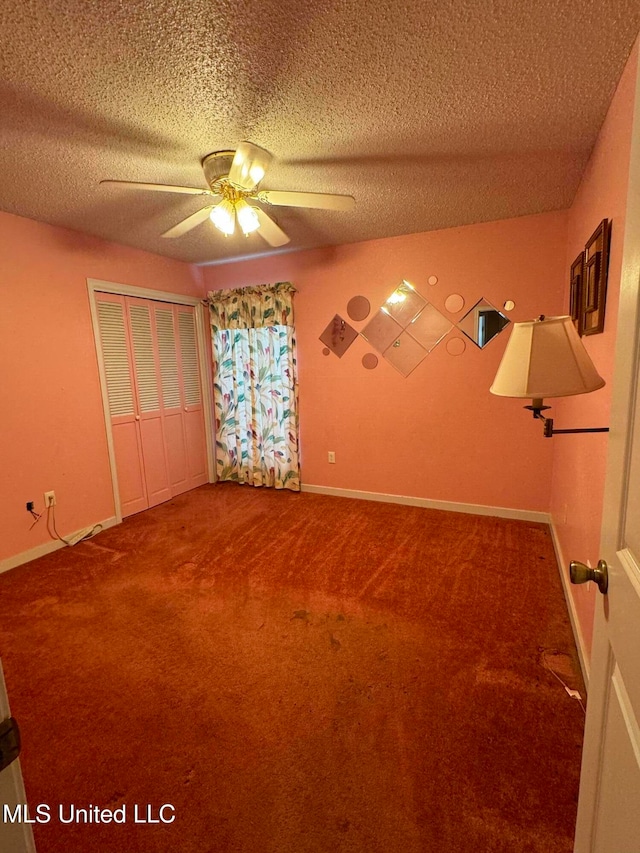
<box><xmin>490</xmin><ymin>315</ymin><xmax>605</xmax><ymax>399</ymax></box>
<box><xmin>210</xmin><ymin>199</ymin><xmax>236</xmax><ymax>235</ymax></box>
<box><xmin>235</xmin><ymin>199</ymin><xmax>260</xmax><ymax>235</ymax></box>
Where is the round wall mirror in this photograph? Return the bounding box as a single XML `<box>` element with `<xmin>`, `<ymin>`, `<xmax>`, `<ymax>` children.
<box><xmin>362</xmin><ymin>353</ymin><xmax>378</xmax><ymax>370</ymax></box>
<box><xmin>347</xmin><ymin>295</ymin><xmax>371</xmax><ymax>322</ymax></box>
<box><xmin>444</xmin><ymin>294</ymin><xmax>465</xmax><ymax>313</ymax></box>
<box><xmin>446</xmin><ymin>337</ymin><xmax>466</xmax><ymax>356</ymax></box>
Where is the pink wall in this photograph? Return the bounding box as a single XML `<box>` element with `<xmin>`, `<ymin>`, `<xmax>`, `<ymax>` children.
<box><xmin>2</xmin><ymin>39</ymin><xmax>635</xmax><ymax>675</ymax></box>
<box><xmin>550</xmin><ymin>41</ymin><xmax>639</xmax><ymax>657</ymax></box>
<box><xmin>204</xmin><ymin>211</ymin><xmax>567</xmax><ymax>512</ymax></box>
<box><xmin>0</xmin><ymin>212</ymin><xmax>202</xmax><ymax>563</ymax></box>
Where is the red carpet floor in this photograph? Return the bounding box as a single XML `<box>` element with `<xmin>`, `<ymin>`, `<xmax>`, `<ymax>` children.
<box><xmin>0</xmin><ymin>484</ymin><xmax>584</xmax><ymax>852</ymax></box>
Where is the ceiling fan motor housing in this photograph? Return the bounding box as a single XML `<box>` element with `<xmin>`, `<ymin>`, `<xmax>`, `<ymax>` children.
<box><xmin>202</xmin><ymin>151</ymin><xmax>235</xmax><ymax>189</ymax></box>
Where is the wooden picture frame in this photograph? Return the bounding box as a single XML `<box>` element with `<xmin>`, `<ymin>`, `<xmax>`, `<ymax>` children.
<box><xmin>581</xmin><ymin>218</ymin><xmax>610</xmax><ymax>336</ymax></box>
<box><xmin>569</xmin><ymin>252</ymin><xmax>584</xmax><ymax>336</ymax></box>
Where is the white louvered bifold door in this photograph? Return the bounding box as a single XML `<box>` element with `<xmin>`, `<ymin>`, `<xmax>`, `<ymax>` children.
<box><xmin>96</xmin><ymin>294</ymin><xmax>208</xmax><ymax>518</ymax></box>
<box><xmin>95</xmin><ymin>294</ymin><xmax>148</xmax><ymax>516</ymax></box>
<box><xmin>177</xmin><ymin>308</ymin><xmax>207</xmax><ymax>489</ymax></box>
<box><xmin>155</xmin><ymin>305</ymin><xmax>189</xmax><ymax>495</ymax></box>
<box><xmin>127</xmin><ymin>298</ymin><xmax>171</xmax><ymax>508</ymax></box>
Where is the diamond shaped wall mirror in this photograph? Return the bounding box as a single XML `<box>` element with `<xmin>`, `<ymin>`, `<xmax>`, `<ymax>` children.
<box><xmin>457</xmin><ymin>298</ymin><xmax>510</xmax><ymax>348</ymax></box>
<box><xmin>361</xmin><ymin>308</ymin><xmax>404</xmax><ymax>353</ymax></box>
<box><xmin>383</xmin><ymin>332</ymin><xmax>429</xmax><ymax>377</ymax></box>
<box><xmin>406</xmin><ymin>304</ymin><xmax>452</xmax><ymax>352</ymax></box>
<box><xmin>383</xmin><ymin>280</ymin><xmax>426</xmax><ymax>328</ymax></box>
<box><xmin>319</xmin><ymin>314</ymin><xmax>359</xmax><ymax>357</ymax></box>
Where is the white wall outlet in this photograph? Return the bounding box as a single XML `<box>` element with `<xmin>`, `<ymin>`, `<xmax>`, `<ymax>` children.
<box><xmin>44</xmin><ymin>490</ymin><xmax>56</xmax><ymax>507</ymax></box>
<box><xmin>328</xmin><ymin>451</ymin><xmax>336</xmax><ymax>464</ymax></box>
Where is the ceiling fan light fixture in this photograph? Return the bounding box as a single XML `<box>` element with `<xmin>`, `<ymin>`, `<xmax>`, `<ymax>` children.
<box><xmin>210</xmin><ymin>199</ymin><xmax>236</xmax><ymax>236</ymax></box>
<box><xmin>235</xmin><ymin>199</ymin><xmax>261</xmax><ymax>235</ymax></box>
<box><xmin>102</xmin><ymin>141</ymin><xmax>354</xmax><ymax>247</ymax></box>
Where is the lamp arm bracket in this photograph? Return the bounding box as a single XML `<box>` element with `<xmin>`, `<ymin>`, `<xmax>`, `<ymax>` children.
<box><xmin>547</xmin><ymin>426</ymin><xmax>610</xmax><ymax>436</ymax></box>
<box><xmin>530</xmin><ymin>410</ymin><xmax>609</xmax><ymax>438</ymax></box>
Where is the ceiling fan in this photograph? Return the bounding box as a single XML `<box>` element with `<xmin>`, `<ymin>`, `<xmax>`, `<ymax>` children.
<box><xmin>100</xmin><ymin>142</ymin><xmax>356</xmax><ymax>247</ymax></box>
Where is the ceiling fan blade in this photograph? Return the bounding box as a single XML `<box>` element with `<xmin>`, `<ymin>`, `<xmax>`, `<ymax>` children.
<box><xmin>257</xmin><ymin>190</ymin><xmax>355</xmax><ymax>211</ymax></box>
<box><xmin>228</xmin><ymin>142</ymin><xmax>273</xmax><ymax>191</ymax></box>
<box><xmin>255</xmin><ymin>208</ymin><xmax>290</xmax><ymax>247</ymax></box>
<box><xmin>101</xmin><ymin>180</ymin><xmax>213</xmax><ymax>196</ymax></box>
<box><xmin>161</xmin><ymin>206</ymin><xmax>214</xmax><ymax>239</ymax></box>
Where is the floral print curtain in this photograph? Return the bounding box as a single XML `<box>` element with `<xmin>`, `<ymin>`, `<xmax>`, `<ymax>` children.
<box><xmin>208</xmin><ymin>283</ymin><xmax>300</xmax><ymax>491</ymax></box>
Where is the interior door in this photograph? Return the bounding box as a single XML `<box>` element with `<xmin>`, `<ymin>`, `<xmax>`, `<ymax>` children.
<box><xmin>154</xmin><ymin>304</ymin><xmax>190</xmax><ymax>496</ymax></box>
<box><xmin>153</xmin><ymin>303</ymin><xmax>208</xmax><ymax>495</ymax></box>
<box><xmin>0</xmin><ymin>660</ymin><xmax>36</xmax><ymax>853</ymax></box>
<box><xmin>127</xmin><ymin>299</ymin><xmax>172</xmax><ymax>508</ymax></box>
<box><xmin>96</xmin><ymin>296</ymin><xmax>148</xmax><ymax>516</ymax></box>
<box><xmin>176</xmin><ymin>308</ymin><xmax>208</xmax><ymax>490</ymax></box>
<box><xmin>94</xmin><ymin>290</ymin><xmax>209</xmax><ymax>519</ymax></box>
<box><xmin>573</xmin><ymin>76</ymin><xmax>640</xmax><ymax>851</ymax></box>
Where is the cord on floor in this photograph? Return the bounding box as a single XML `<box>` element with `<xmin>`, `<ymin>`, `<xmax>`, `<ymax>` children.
<box><xmin>541</xmin><ymin>649</ymin><xmax>586</xmax><ymax>715</ymax></box>
<box><xmin>46</xmin><ymin>504</ymin><xmax>102</xmax><ymax>547</ymax></box>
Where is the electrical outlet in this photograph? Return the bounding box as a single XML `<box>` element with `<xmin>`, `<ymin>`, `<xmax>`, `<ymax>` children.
<box><xmin>328</xmin><ymin>451</ymin><xmax>336</xmax><ymax>464</ymax></box>
<box><xmin>44</xmin><ymin>491</ymin><xmax>56</xmax><ymax>507</ymax></box>
<box><xmin>26</xmin><ymin>501</ymin><xmax>34</xmax><ymax>513</ymax></box>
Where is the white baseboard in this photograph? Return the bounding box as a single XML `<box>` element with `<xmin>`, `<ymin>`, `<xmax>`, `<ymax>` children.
<box><xmin>0</xmin><ymin>516</ymin><xmax>119</xmax><ymax>575</ymax></box>
<box><xmin>300</xmin><ymin>483</ymin><xmax>551</xmax><ymax>523</ymax></box>
<box><xmin>549</xmin><ymin>520</ymin><xmax>591</xmax><ymax>690</ymax></box>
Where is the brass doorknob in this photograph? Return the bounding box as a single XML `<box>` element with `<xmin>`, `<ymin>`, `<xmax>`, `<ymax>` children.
<box><xmin>570</xmin><ymin>559</ymin><xmax>608</xmax><ymax>594</ymax></box>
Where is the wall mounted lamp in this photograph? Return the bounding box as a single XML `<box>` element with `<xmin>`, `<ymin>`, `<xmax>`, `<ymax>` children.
<box><xmin>490</xmin><ymin>315</ymin><xmax>610</xmax><ymax>438</ymax></box>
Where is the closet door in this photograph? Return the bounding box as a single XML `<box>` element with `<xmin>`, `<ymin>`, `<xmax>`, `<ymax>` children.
<box><xmin>126</xmin><ymin>298</ymin><xmax>171</xmax><ymax>508</ymax></box>
<box><xmin>177</xmin><ymin>307</ymin><xmax>208</xmax><ymax>490</ymax></box>
<box><xmin>96</xmin><ymin>294</ymin><xmax>208</xmax><ymax>518</ymax></box>
<box><xmin>155</xmin><ymin>304</ymin><xmax>190</xmax><ymax>496</ymax></box>
<box><xmin>96</xmin><ymin>294</ymin><xmax>148</xmax><ymax>516</ymax></box>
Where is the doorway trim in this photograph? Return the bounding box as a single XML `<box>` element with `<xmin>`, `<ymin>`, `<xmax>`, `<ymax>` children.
<box><xmin>87</xmin><ymin>278</ymin><xmax>216</xmax><ymax>523</ymax></box>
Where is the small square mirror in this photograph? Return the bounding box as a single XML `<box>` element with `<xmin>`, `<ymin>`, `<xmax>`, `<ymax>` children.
<box><xmin>383</xmin><ymin>281</ymin><xmax>427</xmax><ymax>328</ymax></box>
<box><xmin>383</xmin><ymin>332</ymin><xmax>429</xmax><ymax>377</ymax></box>
<box><xmin>319</xmin><ymin>314</ymin><xmax>359</xmax><ymax>357</ymax></box>
<box><xmin>406</xmin><ymin>304</ymin><xmax>452</xmax><ymax>352</ymax></box>
<box><xmin>361</xmin><ymin>308</ymin><xmax>404</xmax><ymax>354</ymax></box>
<box><xmin>457</xmin><ymin>298</ymin><xmax>510</xmax><ymax>348</ymax></box>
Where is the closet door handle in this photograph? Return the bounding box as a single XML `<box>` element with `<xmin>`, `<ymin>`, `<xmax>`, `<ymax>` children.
<box><xmin>135</xmin><ymin>415</ymin><xmax>140</xmax><ymax>421</ymax></box>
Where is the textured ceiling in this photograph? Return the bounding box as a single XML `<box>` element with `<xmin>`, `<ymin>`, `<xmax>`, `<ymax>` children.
<box><xmin>1</xmin><ymin>1</ymin><xmax>639</xmax><ymax>265</ymax></box>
